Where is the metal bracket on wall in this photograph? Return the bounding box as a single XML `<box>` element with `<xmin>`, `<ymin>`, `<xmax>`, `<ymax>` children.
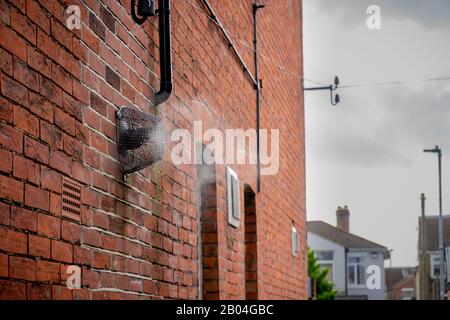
<box><xmin>131</xmin><ymin>0</ymin><xmax>155</xmax><ymax>25</ymax></box>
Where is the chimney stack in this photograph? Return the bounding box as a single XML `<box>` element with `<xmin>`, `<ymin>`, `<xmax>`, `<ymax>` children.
<box><xmin>336</xmin><ymin>205</ymin><xmax>350</xmax><ymax>232</ymax></box>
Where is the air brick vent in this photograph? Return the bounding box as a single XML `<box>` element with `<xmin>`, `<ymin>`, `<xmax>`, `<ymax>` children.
<box><xmin>61</xmin><ymin>177</ymin><xmax>81</xmax><ymax>221</ymax></box>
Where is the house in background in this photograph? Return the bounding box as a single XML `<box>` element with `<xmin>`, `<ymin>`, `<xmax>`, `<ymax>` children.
<box><xmin>385</xmin><ymin>267</ymin><xmax>417</xmax><ymax>300</ymax></box>
<box><xmin>308</xmin><ymin>206</ymin><xmax>389</xmax><ymax>300</ymax></box>
<box><xmin>417</xmin><ymin>215</ymin><xmax>450</xmax><ymax>300</ymax></box>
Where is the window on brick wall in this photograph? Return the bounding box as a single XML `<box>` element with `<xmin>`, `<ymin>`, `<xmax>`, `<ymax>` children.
<box><xmin>402</xmin><ymin>288</ymin><xmax>414</xmax><ymax>300</ymax></box>
<box><xmin>292</xmin><ymin>226</ymin><xmax>299</xmax><ymax>256</ymax></box>
<box><xmin>226</xmin><ymin>167</ymin><xmax>240</xmax><ymax>228</ymax></box>
<box><xmin>430</xmin><ymin>254</ymin><xmax>441</xmax><ymax>279</ymax></box>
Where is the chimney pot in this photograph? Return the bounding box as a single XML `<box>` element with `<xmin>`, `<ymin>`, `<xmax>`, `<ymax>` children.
<box><xmin>336</xmin><ymin>205</ymin><xmax>350</xmax><ymax>232</ymax></box>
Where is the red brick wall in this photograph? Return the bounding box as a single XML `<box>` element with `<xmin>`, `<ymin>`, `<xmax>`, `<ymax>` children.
<box><xmin>388</xmin><ymin>276</ymin><xmax>417</xmax><ymax>300</ymax></box>
<box><xmin>0</xmin><ymin>0</ymin><xmax>306</xmax><ymax>299</ymax></box>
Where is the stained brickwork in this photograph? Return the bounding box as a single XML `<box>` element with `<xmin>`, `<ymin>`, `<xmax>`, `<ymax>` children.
<box><xmin>0</xmin><ymin>0</ymin><xmax>306</xmax><ymax>299</ymax></box>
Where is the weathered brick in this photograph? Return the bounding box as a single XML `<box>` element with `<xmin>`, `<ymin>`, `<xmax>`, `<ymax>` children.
<box><xmin>0</xmin><ymin>22</ymin><xmax>27</xmax><ymax>61</ymax></box>
<box><xmin>89</xmin><ymin>11</ymin><xmax>105</xmax><ymax>41</ymax></box>
<box><xmin>72</xmin><ymin>37</ymin><xmax>88</xmax><ymax>64</ymax></box>
<box><xmin>9</xmin><ymin>256</ymin><xmax>36</xmax><ymax>281</ymax></box>
<box><xmin>63</xmin><ymin>134</ymin><xmax>83</xmax><ymax>160</ymax></box>
<box><xmin>11</xmin><ymin>207</ymin><xmax>36</xmax><ymax>232</ymax></box>
<box><xmin>29</xmin><ymin>234</ymin><xmax>51</xmax><ymax>258</ymax></box>
<box><xmin>74</xmin><ymin>246</ymin><xmax>92</xmax><ymax>265</ymax></box>
<box><xmin>52</xmin><ymin>285</ymin><xmax>73</xmax><ymax>300</ymax></box>
<box><xmin>72</xmin><ymin>80</ymin><xmax>89</xmax><ymax>105</ymax></box>
<box><xmin>61</xmin><ymin>221</ymin><xmax>81</xmax><ymax>243</ymax></box>
<box><xmin>81</xmin><ymin>26</ymin><xmax>100</xmax><ymax>53</ymax></box>
<box><xmin>49</xmin><ymin>149</ymin><xmax>72</xmax><ymax>175</ymax></box>
<box><xmin>100</xmin><ymin>6</ymin><xmax>115</xmax><ymax>33</ymax></box>
<box><xmin>0</xmin><ymin>149</ymin><xmax>13</xmax><ymax>173</ymax></box>
<box><xmin>41</xmin><ymin>166</ymin><xmax>62</xmax><ymax>193</ymax></box>
<box><xmin>11</xmin><ymin>8</ymin><xmax>36</xmax><ymax>45</ymax></box>
<box><xmin>52</xmin><ymin>64</ymin><xmax>72</xmax><ymax>94</ymax></box>
<box><xmin>82</xmin><ymin>228</ymin><xmax>101</xmax><ymax>247</ymax></box>
<box><xmin>0</xmin><ymin>226</ymin><xmax>27</xmax><ymax>254</ymax></box>
<box><xmin>25</xmin><ymin>184</ymin><xmax>49</xmax><ymax>211</ymax></box>
<box><xmin>0</xmin><ymin>253</ymin><xmax>7</xmax><ymax>277</ymax></box>
<box><xmin>71</xmin><ymin>161</ymin><xmax>92</xmax><ymax>185</ymax></box>
<box><xmin>51</xmin><ymin>20</ymin><xmax>72</xmax><ymax>51</ymax></box>
<box><xmin>62</xmin><ymin>92</ymin><xmax>82</xmax><ymax>121</ymax></box>
<box><xmin>40</xmin><ymin>76</ymin><xmax>63</xmax><ymax>106</ymax></box>
<box><xmin>0</xmin><ymin>0</ymin><xmax>10</xmax><ymax>25</ymax></box>
<box><xmin>0</xmin><ymin>175</ymin><xmax>23</xmax><ymax>202</ymax></box>
<box><xmin>12</xmin><ymin>155</ymin><xmax>40</xmax><ymax>185</ymax></box>
<box><xmin>49</xmin><ymin>192</ymin><xmax>61</xmax><ymax>216</ymax></box>
<box><xmin>29</xmin><ymin>92</ymin><xmax>53</xmax><ymax>122</ymax></box>
<box><xmin>26</xmin><ymin>0</ymin><xmax>50</xmax><ymax>33</ymax></box>
<box><xmin>40</xmin><ymin>121</ymin><xmax>63</xmax><ymax>149</ymax></box>
<box><xmin>36</xmin><ymin>260</ymin><xmax>60</xmax><ymax>282</ymax></box>
<box><xmin>51</xmin><ymin>240</ymin><xmax>73</xmax><ymax>263</ymax></box>
<box><xmin>89</xmin><ymin>91</ymin><xmax>107</xmax><ymax>115</ymax></box>
<box><xmin>54</xmin><ymin>108</ymin><xmax>75</xmax><ymax>136</ymax></box>
<box><xmin>0</xmin><ymin>280</ymin><xmax>26</xmax><ymax>299</ymax></box>
<box><xmin>0</xmin><ymin>96</ymin><xmax>13</xmax><ymax>123</ymax></box>
<box><xmin>105</xmin><ymin>66</ymin><xmax>120</xmax><ymax>91</ymax></box>
<box><xmin>37</xmin><ymin>213</ymin><xmax>60</xmax><ymax>238</ymax></box>
<box><xmin>27</xmin><ymin>283</ymin><xmax>52</xmax><ymax>300</ymax></box>
<box><xmin>13</xmin><ymin>104</ymin><xmax>39</xmax><ymax>137</ymax></box>
<box><xmin>93</xmin><ymin>251</ymin><xmax>110</xmax><ymax>269</ymax></box>
<box><xmin>0</xmin><ymin>202</ymin><xmax>10</xmax><ymax>226</ymax></box>
<box><xmin>37</xmin><ymin>0</ymin><xmax>60</xmax><ymax>19</ymax></box>
<box><xmin>0</xmin><ymin>47</ymin><xmax>13</xmax><ymax>75</ymax></box>
<box><xmin>24</xmin><ymin>136</ymin><xmax>49</xmax><ymax>164</ymax></box>
<box><xmin>1</xmin><ymin>74</ymin><xmax>28</xmax><ymax>107</ymax></box>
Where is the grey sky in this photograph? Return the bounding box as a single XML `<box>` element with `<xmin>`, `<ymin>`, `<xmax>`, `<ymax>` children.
<box><xmin>303</xmin><ymin>0</ymin><xmax>450</xmax><ymax>267</ymax></box>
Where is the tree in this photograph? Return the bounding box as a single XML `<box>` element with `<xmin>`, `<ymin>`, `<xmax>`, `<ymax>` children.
<box><xmin>308</xmin><ymin>249</ymin><xmax>337</xmax><ymax>300</ymax></box>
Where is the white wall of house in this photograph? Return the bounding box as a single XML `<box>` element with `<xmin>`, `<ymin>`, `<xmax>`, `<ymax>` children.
<box><xmin>307</xmin><ymin>232</ymin><xmax>346</xmax><ymax>293</ymax></box>
<box><xmin>347</xmin><ymin>250</ymin><xmax>386</xmax><ymax>300</ymax></box>
<box><xmin>308</xmin><ymin>232</ymin><xmax>387</xmax><ymax>300</ymax></box>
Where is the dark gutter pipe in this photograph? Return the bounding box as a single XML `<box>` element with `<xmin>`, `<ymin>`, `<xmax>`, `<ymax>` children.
<box><xmin>155</xmin><ymin>0</ymin><xmax>173</xmax><ymax>106</ymax></box>
<box><xmin>253</xmin><ymin>2</ymin><xmax>264</xmax><ymax>193</ymax></box>
<box><xmin>131</xmin><ymin>0</ymin><xmax>172</xmax><ymax>106</ymax></box>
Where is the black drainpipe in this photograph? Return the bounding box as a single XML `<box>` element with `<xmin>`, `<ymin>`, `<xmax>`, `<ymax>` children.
<box><xmin>253</xmin><ymin>2</ymin><xmax>264</xmax><ymax>193</ymax></box>
<box><xmin>131</xmin><ymin>0</ymin><xmax>173</xmax><ymax>106</ymax></box>
<box><xmin>155</xmin><ymin>0</ymin><xmax>173</xmax><ymax>106</ymax></box>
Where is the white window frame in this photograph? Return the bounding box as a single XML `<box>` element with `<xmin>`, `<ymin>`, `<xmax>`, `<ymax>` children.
<box><xmin>401</xmin><ymin>288</ymin><xmax>414</xmax><ymax>300</ymax></box>
<box><xmin>291</xmin><ymin>226</ymin><xmax>299</xmax><ymax>256</ymax></box>
<box><xmin>226</xmin><ymin>167</ymin><xmax>240</xmax><ymax>228</ymax></box>
<box><xmin>316</xmin><ymin>251</ymin><xmax>335</xmax><ymax>283</ymax></box>
<box><xmin>430</xmin><ymin>254</ymin><xmax>441</xmax><ymax>279</ymax></box>
<box><xmin>347</xmin><ymin>255</ymin><xmax>366</xmax><ymax>288</ymax></box>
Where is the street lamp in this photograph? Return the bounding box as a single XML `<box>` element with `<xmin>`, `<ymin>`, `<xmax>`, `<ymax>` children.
<box><xmin>304</xmin><ymin>76</ymin><xmax>341</xmax><ymax>106</ymax></box>
<box><xmin>423</xmin><ymin>145</ymin><xmax>446</xmax><ymax>300</ymax></box>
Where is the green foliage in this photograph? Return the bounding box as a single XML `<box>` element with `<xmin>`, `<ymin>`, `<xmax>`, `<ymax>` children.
<box><xmin>308</xmin><ymin>249</ymin><xmax>337</xmax><ymax>300</ymax></box>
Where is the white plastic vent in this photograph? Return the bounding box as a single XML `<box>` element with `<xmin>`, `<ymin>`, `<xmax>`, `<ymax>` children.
<box><xmin>292</xmin><ymin>226</ymin><xmax>299</xmax><ymax>256</ymax></box>
<box><xmin>226</xmin><ymin>167</ymin><xmax>240</xmax><ymax>228</ymax></box>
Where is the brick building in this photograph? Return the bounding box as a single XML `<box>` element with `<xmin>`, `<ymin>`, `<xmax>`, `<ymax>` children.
<box><xmin>417</xmin><ymin>215</ymin><xmax>450</xmax><ymax>300</ymax></box>
<box><xmin>0</xmin><ymin>0</ymin><xmax>306</xmax><ymax>299</ymax></box>
<box><xmin>385</xmin><ymin>267</ymin><xmax>417</xmax><ymax>300</ymax></box>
